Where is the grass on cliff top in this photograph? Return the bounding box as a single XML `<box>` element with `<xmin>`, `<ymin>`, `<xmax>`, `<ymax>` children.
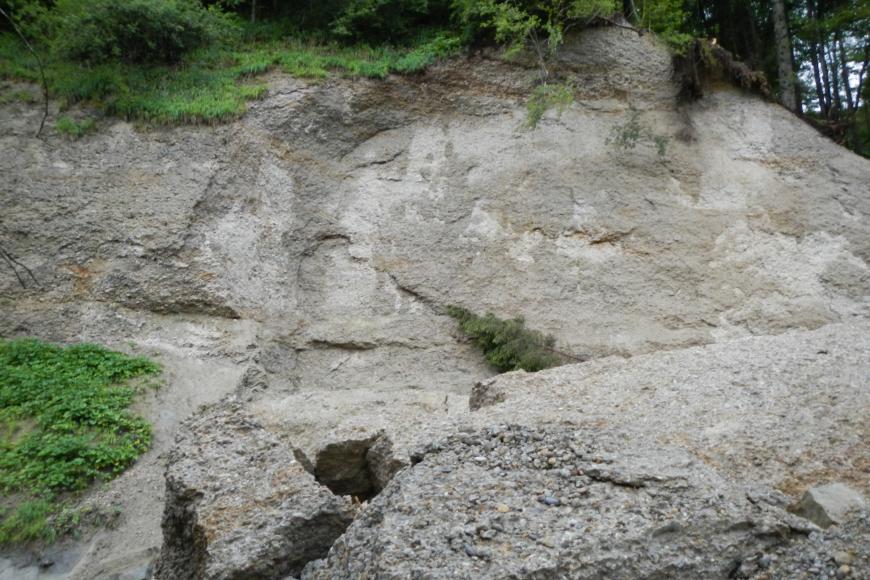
<box><xmin>0</xmin><ymin>29</ymin><xmax>460</xmax><ymax>125</ymax></box>
<box><xmin>447</xmin><ymin>306</ymin><xmax>563</xmax><ymax>373</ymax></box>
<box><xmin>0</xmin><ymin>339</ymin><xmax>159</xmax><ymax>544</ymax></box>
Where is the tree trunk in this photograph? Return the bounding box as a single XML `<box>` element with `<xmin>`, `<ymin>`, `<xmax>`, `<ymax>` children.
<box><xmin>809</xmin><ymin>0</ymin><xmax>834</xmax><ymax>118</ymax></box>
<box><xmin>855</xmin><ymin>44</ymin><xmax>868</xmax><ymax>111</ymax></box>
<box><xmin>836</xmin><ymin>33</ymin><xmax>854</xmax><ymax>111</ymax></box>
<box><xmin>825</xmin><ymin>40</ymin><xmax>842</xmax><ymax>117</ymax></box>
<box><xmin>771</xmin><ymin>0</ymin><xmax>798</xmax><ymax>111</ymax></box>
<box><xmin>809</xmin><ymin>35</ymin><xmax>828</xmax><ymax>114</ymax></box>
<box><xmin>623</xmin><ymin>0</ymin><xmax>637</xmax><ymax>22</ymax></box>
<box><xmin>251</xmin><ymin>0</ymin><xmax>257</xmax><ymax>23</ymax></box>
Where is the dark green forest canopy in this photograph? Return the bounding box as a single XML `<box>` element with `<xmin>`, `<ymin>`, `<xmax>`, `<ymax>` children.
<box><xmin>0</xmin><ymin>0</ymin><xmax>867</xmax><ymax>154</ymax></box>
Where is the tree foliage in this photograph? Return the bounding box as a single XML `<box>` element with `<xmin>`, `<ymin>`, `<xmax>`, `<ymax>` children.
<box><xmin>51</xmin><ymin>0</ymin><xmax>234</xmax><ymax>64</ymax></box>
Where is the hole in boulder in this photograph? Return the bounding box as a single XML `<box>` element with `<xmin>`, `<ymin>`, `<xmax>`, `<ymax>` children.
<box><xmin>313</xmin><ymin>432</ymin><xmax>405</xmax><ymax>501</ymax></box>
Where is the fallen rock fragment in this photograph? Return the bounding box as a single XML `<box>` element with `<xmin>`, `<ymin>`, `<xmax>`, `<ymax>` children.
<box><xmin>155</xmin><ymin>402</ymin><xmax>355</xmax><ymax>580</ymax></box>
<box><xmin>302</xmin><ymin>425</ymin><xmax>808</xmax><ymax>579</ymax></box>
<box><xmin>791</xmin><ymin>483</ymin><xmax>867</xmax><ymax>528</ymax></box>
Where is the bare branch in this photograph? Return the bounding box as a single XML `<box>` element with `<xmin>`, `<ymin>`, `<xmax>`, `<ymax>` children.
<box><xmin>600</xmin><ymin>17</ymin><xmax>643</xmax><ymax>36</ymax></box>
<box><xmin>0</xmin><ymin>244</ymin><xmax>41</xmax><ymax>290</ymax></box>
<box><xmin>0</xmin><ymin>6</ymin><xmax>50</xmax><ymax>138</ymax></box>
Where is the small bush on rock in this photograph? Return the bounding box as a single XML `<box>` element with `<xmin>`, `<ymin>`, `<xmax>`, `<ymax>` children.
<box><xmin>447</xmin><ymin>306</ymin><xmax>562</xmax><ymax>372</ymax></box>
<box><xmin>55</xmin><ymin>115</ymin><xmax>95</xmax><ymax>138</ymax></box>
<box><xmin>526</xmin><ymin>81</ymin><xmax>573</xmax><ymax>127</ymax></box>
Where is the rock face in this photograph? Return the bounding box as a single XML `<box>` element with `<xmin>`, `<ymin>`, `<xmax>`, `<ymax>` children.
<box><xmin>2</xmin><ymin>22</ymin><xmax>870</xmax><ymax>580</ymax></box>
<box><xmin>156</xmin><ymin>403</ymin><xmax>354</xmax><ymax>580</ymax></box>
<box><xmin>303</xmin><ymin>425</ymin><xmax>811</xmax><ymax>579</ymax></box>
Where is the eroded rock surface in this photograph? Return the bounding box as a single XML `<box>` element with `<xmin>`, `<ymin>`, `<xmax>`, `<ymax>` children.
<box><xmin>156</xmin><ymin>403</ymin><xmax>354</xmax><ymax>580</ymax></box>
<box><xmin>744</xmin><ymin>510</ymin><xmax>870</xmax><ymax>579</ymax></box>
<box><xmin>470</xmin><ymin>321</ymin><xmax>870</xmax><ymax>496</ymax></box>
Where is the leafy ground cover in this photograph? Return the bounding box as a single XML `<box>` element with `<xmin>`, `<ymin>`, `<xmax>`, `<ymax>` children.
<box><xmin>0</xmin><ymin>339</ymin><xmax>159</xmax><ymax>544</ymax></box>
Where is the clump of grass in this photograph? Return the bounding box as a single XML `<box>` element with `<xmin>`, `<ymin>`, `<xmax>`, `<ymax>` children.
<box><xmin>0</xmin><ymin>339</ymin><xmax>159</xmax><ymax>545</ymax></box>
<box><xmin>0</xmin><ymin>499</ymin><xmax>54</xmax><ymax>544</ymax></box>
<box><xmin>447</xmin><ymin>306</ymin><xmax>562</xmax><ymax>372</ymax></box>
<box><xmin>55</xmin><ymin>116</ymin><xmax>96</xmax><ymax>138</ymax></box>
<box><xmin>0</xmin><ymin>89</ymin><xmax>36</xmax><ymax>105</ymax></box>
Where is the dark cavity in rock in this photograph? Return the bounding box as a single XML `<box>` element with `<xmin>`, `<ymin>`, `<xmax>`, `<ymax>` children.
<box><xmin>314</xmin><ymin>431</ymin><xmax>405</xmax><ymax>500</ymax></box>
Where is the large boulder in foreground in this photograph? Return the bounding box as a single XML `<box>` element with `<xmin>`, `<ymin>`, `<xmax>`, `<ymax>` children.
<box><xmin>155</xmin><ymin>402</ymin><xmax>355</xmax><ymax>580</ymax></box>
<box><xmin>302</xmin><ymin>425</ymin><xmax>812</xmax><ymax>579</ymax></box>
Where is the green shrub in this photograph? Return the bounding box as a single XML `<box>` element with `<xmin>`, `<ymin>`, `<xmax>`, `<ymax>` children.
<box><xmin>526</xmin><ymin>81</ymin><xmax>573</xmax><ymax>127</ymax></box>
<box><xmin>607</xmin><ymin>109</ymin><xmax>669</xmax><ymax>158</ymax></box>
<box><xmin>452</xmin><ymin>0</ymin><xmax>618</xmax><ymax>50</ymax></box>
<box><xmin>447</xmin><ymin>306</ymin><xmax>562</xmax><ymax>372</ymax></box>
<box><xmin>331</xmin><ymin>0</ymin><xmax>451</xmax><ymax>43</ymax></box>
<box><xmin>55</xmin><ymin>115</ymin><xmax>95</xmax><ymax>138</ymax></box>
<box><xmin>52</xmin><ymin>0</ymin><xmax>236</xmax><ymax>64</ymax></box>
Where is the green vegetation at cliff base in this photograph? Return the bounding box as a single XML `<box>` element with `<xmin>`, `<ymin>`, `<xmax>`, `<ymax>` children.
<box><xmin>0</xmin><ymin>338</ymin><xmax>159</xmax><ymax>544</ymax></box>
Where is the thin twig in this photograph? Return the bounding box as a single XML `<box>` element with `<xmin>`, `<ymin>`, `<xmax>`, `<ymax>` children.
<box><xmin>0</xmin><ymin>250</ymin><xmax>27</xmax><ymax>289</ymax></box>
<box><xmin>600</xmin><ymin>17</ymin><xmax>644</xmax><ymax>36</ymax></box>
<box><xmin>546</xmin><ymin>345</ymin><xmax>590</xmax><ymax>363</ymax></box>
<box><xmin>0</xmin><ymin>245</ymin><xmax>41</xmax><ymax>289</ymax></box>
<box><xmin>0</xmin><ymin>6</ymin><xmax>50</xmax><ymax>138</ymax></box>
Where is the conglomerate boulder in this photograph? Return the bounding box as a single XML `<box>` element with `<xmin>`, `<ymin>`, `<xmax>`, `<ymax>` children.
<box><xmin>155</xmin><ymin>403</ymin><xmax>355</xmax><ymax>580</ymax></box>
<box><xmin>302</xmin><ymin>425</ymin><xmax>814</xmax><ymax>579</ymax></box>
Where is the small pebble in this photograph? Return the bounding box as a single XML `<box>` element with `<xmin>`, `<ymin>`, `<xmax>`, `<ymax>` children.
<box><xmin>538</xmin><ymin>495</ymin><xmax>561</xmax><ymax>507</ymax></box>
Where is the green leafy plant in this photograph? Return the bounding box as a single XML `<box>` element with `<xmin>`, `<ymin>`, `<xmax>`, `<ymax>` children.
<box><xmin>0</xmin><ymin>339</ymin><xmax>159</xmax><ymax>545</ymax></box>
<box><xmin>526</xmin><ymin>81</ymin><xmax>573</xmax><ymax>127</ymax></box>
<box><xmin>607</xmin><ymin>109</ymin><xmax>669</xmax><ymax>158</ymax></box>
<box><xmin>447</xmin><ymin>306</ymin><xmax>563</xmax><ymax>372</ymax></box>
<box><xmin>55</xmin><ymin>115</ymin><xmax>95</xmax><ymax>138</ymax></box>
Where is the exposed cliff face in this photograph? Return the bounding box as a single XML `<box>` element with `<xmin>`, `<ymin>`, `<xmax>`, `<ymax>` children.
<box><xmin>1</xmin><ymin>25</ymin><xmax>869</xmax><ymax>580</ymax></box>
